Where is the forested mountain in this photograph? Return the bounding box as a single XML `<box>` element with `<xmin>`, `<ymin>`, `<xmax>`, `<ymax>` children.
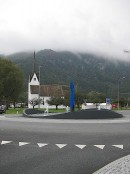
<box><xmin>7</xmin><ymin>49</ymin><xmax>130</xmax><ymax>98</ymax></box>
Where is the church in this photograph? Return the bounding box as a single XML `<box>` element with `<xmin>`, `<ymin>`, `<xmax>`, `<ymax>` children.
<box><xmin>28</xmin><ymin>52</ymin><xmax>67</xmax><ymax>109</ymax></box>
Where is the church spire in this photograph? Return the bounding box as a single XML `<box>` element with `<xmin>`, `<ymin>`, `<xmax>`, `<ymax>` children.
<box><xmin>33</xmin><ymin>51</ymin><xmax>36</xmax><ymax>73</ymax></box>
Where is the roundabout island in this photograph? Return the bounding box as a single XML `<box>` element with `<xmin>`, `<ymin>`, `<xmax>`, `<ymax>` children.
<box><xmin>23</xmin><ymin>108</ymin><xmax>123</xmax><ymax>119</ymax></box>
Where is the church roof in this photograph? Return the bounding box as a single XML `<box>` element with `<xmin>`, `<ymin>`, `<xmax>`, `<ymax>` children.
<box><xmin>30</xmin><ymin>84</ymin><xmax>66</xmax><ymax>97</ymax></box>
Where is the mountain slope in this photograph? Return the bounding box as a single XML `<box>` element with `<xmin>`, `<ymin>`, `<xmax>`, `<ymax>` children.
<box><xmin>7</xmin><ymin>49</ymin><xmax>130</xmax><ymax>98</ymax></box>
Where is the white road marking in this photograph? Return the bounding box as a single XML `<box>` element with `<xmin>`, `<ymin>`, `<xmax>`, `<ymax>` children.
<box><xmin>1</xmin><ymin>141</ymin><xmax>12</xmax><ymax>145</ymax></box>
<box><xmin>55</xmin><ymin>144</ymin><xmax>67</xmax><ymax>149</ymax></box>
<box><xmin>37</xmin><ymin>143</ymin><xmax>48</xmax><ymax>147</ymax></box>
<box><xmin>94</xmin><ymin>145</ymin><xmax>105</xmax><ymax>149</ymax></box>
<box><xmin>75</xmin><ymin>145</ymin><xmax>86</xmax><ymax>149</ymax></box>
<box><xmin>19</xmin><ymin>142</ymin><xmax>30</xmax><ymax>146</ymax></box>
<box><xmin>0</xmin><ymin>140</ymin><xmax>127</xmax><ymax>150</ymax></box>
<box><xmin>112</xmin><ymin>145</ymin><xmax>123</xmax><ymax>149</ymax></box>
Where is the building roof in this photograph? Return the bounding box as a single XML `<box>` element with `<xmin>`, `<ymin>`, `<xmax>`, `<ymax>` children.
<box><xmin>30</xmin><ymin>84</ymin><xmax>66</xmax><ymax>97</ymax></box>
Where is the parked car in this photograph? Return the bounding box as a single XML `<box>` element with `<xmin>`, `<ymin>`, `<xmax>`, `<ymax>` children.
<box><xmin>0</xmin><ymin>105</ymin><xmax>6</xmax><ymax>114</ymax></box>
<box><xmin>112</xmin><ymin>104</ymin><xmax>118</xmax><ymax>109</ymax></box>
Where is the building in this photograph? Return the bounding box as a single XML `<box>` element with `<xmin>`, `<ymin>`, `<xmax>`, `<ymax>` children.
<box><xmin>28</xmin><ymin>52</ymin><xmax>69</xmax><ymax>109</ymax></box>
<box><xmin>28</xmin><ymin>72</ymin><xmax>68</xmax><ymax>109</ymax></box>
<box><xmin>81</xmin><ymin>103</ymin><xmax>112</xmax><ymax>110</ymax></box>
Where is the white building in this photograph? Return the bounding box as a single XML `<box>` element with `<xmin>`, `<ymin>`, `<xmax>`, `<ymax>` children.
<box><xmin>81</xmin><ymin>103</ymin><xmax>112</xmax><ymax>110</ymax></box>
<box><xmin>28</xmin><ymin>72</ymin><xmax>66</xmax><ymax>109</ymax></box>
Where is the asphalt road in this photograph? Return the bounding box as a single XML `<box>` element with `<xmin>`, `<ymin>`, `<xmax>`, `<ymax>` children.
<box><xmin>0</xmin><ymin>112</ymin><xmax>130</xmax><ymax>174</ymax></box>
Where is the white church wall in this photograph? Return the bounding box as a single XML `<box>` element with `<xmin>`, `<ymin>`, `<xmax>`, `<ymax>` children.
<box><xmin>30</xmin><ymin>73</ymin><xmax>39</xmax><ymax>85</ymax></box>
<box><xmin>28</xmin><ymin>73</ymin><xmax>40</xmax><ymax>108</ymax></box>
<box><xmin>28</xmin><ymin>72</ymin><xmax>66</xmax><ymax>109</ymax></box>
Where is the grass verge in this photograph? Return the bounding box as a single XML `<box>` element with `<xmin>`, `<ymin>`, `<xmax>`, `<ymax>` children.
<box><xmin>5</xmin><ymin>108</ymin><xmax>24</xmax><ymax>114</ymax></box>
<box><xmin>5</xmin><ymin>108</ymin><xmax>66</xmax><ymax>114</ymax></box>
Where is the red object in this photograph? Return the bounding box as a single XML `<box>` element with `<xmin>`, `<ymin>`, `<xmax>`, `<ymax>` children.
<box><xmin>112</xmin><ymin>104</ymin><xmax>117</xmax><ymax>108</ymax></box>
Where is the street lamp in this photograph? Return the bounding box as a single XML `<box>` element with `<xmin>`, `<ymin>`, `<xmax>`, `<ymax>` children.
<box><xmin>118</xmin><ymin>77</ymin><xmax>125</xmax><ymax>110</ymax></box>
<box><xmin>123</xmin><ymin>50</ymin><xmax>130</xmax><ymax>53</ymax></box>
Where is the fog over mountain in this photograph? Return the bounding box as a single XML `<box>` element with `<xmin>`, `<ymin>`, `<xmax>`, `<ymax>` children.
<box><xmin>6</xmin><ymin>49</ymin><xmax>130</xmax><ymax>99</ymax></box>
<box><xmin>0</xmin><ymin>0</ymin><xmax>130</xmax><ymax>61</ymax></box>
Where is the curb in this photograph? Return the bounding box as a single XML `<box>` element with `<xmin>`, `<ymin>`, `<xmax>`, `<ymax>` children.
<box><xmin>23</xmin><ymin>109</ymin><xmax>123</xmax><ymax>119</ymax></box>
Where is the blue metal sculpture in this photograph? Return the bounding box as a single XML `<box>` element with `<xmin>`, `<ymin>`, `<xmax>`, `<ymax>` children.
<box><xmin>70</xmin><ymin>81</ymin><xmax>75</xmax><ymax>111</ymax></box>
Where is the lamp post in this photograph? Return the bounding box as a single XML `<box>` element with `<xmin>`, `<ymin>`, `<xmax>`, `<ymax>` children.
<box><xmin>118</xmin><ymin>77</ymin><xmax>125</xmax><ymax>110</ymax></box>
<box><xmin>124</xmin><ymin>50</ymin><xmax>130</xmax><ymax>53</ymax></box>
<box><xmin>38</xmin><ymin>66</ymin><xmax>42</xmax><ymax>109</ymax></box>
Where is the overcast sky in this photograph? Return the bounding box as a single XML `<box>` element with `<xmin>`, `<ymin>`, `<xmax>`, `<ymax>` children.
<box><xmin>0</xmin><ymin>0</ymin><xmax>130</xmax><ymax>60</ymax></box>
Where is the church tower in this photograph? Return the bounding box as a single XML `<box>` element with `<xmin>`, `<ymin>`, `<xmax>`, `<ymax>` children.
<box><xmin>28</xmin><ymin>51</ymin><xmax>39</xmax><ymax>108</ymax></box>
<box><xmin>27</xmin><ymin>51</ymin><xmax>66</xmax><ymax>109</ymax></box>
<box><xmin>32</xmin><ymin>51</ymin><xmax>36</xmax><ymax>74</ymax></box>
<box><xmin>29</xmin><ymin>51</ymin><xmax>39</xmax><ymax>85</ymax></box>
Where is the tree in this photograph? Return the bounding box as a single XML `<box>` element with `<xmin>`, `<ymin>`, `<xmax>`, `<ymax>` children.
<box><xmin>63</xmin><ymin>91</ymin><xmax>70</xmax><ymax>107</ymax></box>
<box><xmin>48</xmin><ymin>97</ymin><xmax>64</xmax><ymax>110</ymax></box>
<box><xmin>18</xmin><ymin>91</ymin><xmax>28</xmax><ymax>107</ymax></box>
<box><xmin>0</xmin><ymin>58</ymin><xmax>24</xmax><ymax>108</ymax></box>
<box><xmin>119</xmin><ymin>98</ymin><xmax>127</xmax><ymax>109</ymax></box>
<box><xmin>29</xmin><ymin>98</ymin><xmax>41</xmax><ymax>109</ymax></box>
<box><xmin>86</xmin><ymin>91</ymin><xmax>106</xmax><ymax>103</ymax></box>
<box><xmin>63</xmin><ymin>88</ymin><xmax>85</xmax><ymax>110</ymax></box>
<box><xmin>73</xmin><ymin>85</ymin><xmax>86</xmax><ymax>110</ymax></box>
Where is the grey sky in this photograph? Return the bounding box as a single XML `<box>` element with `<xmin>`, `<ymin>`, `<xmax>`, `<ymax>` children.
<box><xmin>0</xmin><ymin>0</ymin><xmax>130</xmax><ymax>60</ymax></box>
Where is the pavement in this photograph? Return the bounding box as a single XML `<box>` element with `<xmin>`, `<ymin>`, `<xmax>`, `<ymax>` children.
<box><xmin>93</xmin><ymin>110</ymin><xmax>130</xmax><ymax>173</ymax></box>
<box><xmin>93</xmin><ymin>154</ymin><xmax>130</xmax><ymax>174</ymax></box>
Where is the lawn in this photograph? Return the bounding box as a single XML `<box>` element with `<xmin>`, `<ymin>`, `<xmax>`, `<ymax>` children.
<box><xmin>5</xmin><ymin>108</ymin><xmax>24</xmax><ymax>114</ymax></box>
<box><xmin>5</xmin><ymin>108</ymin><xmax>66</xmax><ymax>114</ymax></box>
<box><xmin>49</xmin><ymin>109</ymin><xmax>66</xmax><ymax>113</ymax></box>
<box><xmin>5</xmin><ymin>107</ymin><xmax>130</xmax><ymax>115</ymax></box>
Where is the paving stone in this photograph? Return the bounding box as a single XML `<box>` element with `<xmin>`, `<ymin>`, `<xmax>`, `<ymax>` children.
<box><xmin>93</xmin><ymin>155</ymin><xmax>130</xmax><ymax>174</ymax></box>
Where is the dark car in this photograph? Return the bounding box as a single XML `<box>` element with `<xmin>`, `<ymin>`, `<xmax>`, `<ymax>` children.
<box><xmin>0</xmin><ymin>105</ymin><xmax>6</xmax><ymax>114</ymax></box>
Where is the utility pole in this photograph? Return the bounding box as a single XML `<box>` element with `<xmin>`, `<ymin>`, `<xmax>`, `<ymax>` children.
<box><xmin>118</xmin><ymin>77</ymin><xmax>125</xmax><ymax>110</ymax></box>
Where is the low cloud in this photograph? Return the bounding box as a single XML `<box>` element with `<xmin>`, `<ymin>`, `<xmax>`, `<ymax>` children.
<box><xmin>0</xmin><ymin>0</ymin><xmax>130</xmax><ymax>60</ymax></box>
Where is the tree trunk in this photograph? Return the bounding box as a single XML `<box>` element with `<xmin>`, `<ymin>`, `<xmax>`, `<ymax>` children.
<box><xmin>13</xmin><ymin>101</ymin><xmax>16</xmax><ymax>109</ymax></box>
<box><xmin>77</xmin><ymin>103</ymin><xmax>80</xmax><ymax>110</ymax></box>
<box><xmin>5</xmin><ymin>100</ymin><xmax>9</xmax><ymax>110</ymax></box>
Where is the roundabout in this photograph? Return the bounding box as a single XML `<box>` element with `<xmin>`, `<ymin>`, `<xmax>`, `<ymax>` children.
<box><xmin>1</xmin><ymin>110</ymin><xmax>130</xmax><ymax>174</ymax></box>
<box><xmin>23</xmin><ymin>108</ymin><xmax>123</xmax><ymax>119</ymax></box>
